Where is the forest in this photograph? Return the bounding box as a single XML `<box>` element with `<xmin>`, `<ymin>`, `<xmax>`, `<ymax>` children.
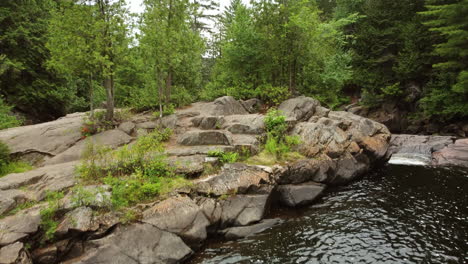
<box><xmin>0</xmin><ymin>0</ymin><xmax>467</xmax><ymax>128</ymax></box>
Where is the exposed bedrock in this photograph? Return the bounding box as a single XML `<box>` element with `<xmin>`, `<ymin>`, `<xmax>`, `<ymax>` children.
<box><xmin>388</xmin><ymin>134</ymin><xmax>468</xmax><ymax>167</ymax></box>
<box><xmin>0</xmin><ymin>96</ymin><xmax>394</xmax><ymax>264</ymax></box>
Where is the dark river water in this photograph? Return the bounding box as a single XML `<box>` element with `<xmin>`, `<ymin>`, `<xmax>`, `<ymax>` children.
<box><xmin>189</xmin><ymin>164</ymin><xmax>468</xmax><ymax>264</ymax></box>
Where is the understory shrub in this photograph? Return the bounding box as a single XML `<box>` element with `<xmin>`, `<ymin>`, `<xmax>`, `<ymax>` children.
<box><xmin>0</xmin><ymin>98</ymin><xmax>22</xmax><ymax>130</ymax></box>
<box><xmin>77</xmin><ymin>128</ymin><xmax>190</xmax><ymax>209</ymax></box>
<box><xmin>207</xmin><ymin>150</ymin><xmax>239</xmax><ymax>164</ymax></box>
<box><xmin>247</xmin><ymin>109</ymin><xmax>302</xmax><ymax>165</ymax></box>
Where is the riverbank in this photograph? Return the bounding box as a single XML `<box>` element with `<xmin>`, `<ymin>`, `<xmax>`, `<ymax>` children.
<box><xmin>0</xmin><ymin>96</ymin><xmax>392</xmax><ymax>264</ymax></box>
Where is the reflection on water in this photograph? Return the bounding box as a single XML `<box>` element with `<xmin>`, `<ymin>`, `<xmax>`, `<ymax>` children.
<box><xmin>190</xmin><ymin>165</ymin><xmax>468</xmax><ymax>264</ymax></box>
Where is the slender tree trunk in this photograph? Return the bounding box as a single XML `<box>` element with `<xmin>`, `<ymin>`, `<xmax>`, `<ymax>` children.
<box><xmin>158</xmin><ymin>70</ymin><xmax>163</xmax><ymax>118</ymax></box>
<box><xmin>89</xmin><ymin>73</ymin><xmax>94</xmax><ymax>119</ymax></box>
<box><xmin>165</xmin><ymin>70</ymin><xmax>172</xmax><ymax>106</ymax></box>
<box><xmin>104</xmin><ymin>78</ymin><xmax>114</xmax><ymax>121</ymax></box>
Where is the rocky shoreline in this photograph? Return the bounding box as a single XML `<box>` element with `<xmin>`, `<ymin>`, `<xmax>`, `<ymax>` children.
<box><xmin>0</xmin><ymin>95</ymin><xmax>432</xmax><ymax>264</ymax></box>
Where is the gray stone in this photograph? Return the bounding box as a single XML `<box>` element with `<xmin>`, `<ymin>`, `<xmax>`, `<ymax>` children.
<box><xmin>213</xmin><ymin>96</ymin><xmax>249</xmax><ymax>116</ymax></box>
<box><xmin>0</xmin><ymin>207</ymin><xmax>41</xmax><ymax>246</ymax></box>
<box><xmin>240</xmin><ymin>98</ymin><xmax>262</xmax><ymax>113</ymax></box>
<box><xmin>166</xmin><ymin>155</ymin><xmax>206</xmax><ymax>177</ymax></box>
<box><xmin>177</xmin><ymin>130</ymin><xmax>233</xmax><ymax>146</ymax></box>
<box><xmin>165</xmin><ymin>145</ymin><xmax>235</xmax><ymax>157</ymax></box>
<box><xmin>196</xmin><ymin>163</ymin><xmax>273</xmax><ymax>196</ymax></box>
<box><xmin>0</xmin><ymin>242</ymin><xmax>32</xmax><ymax>264</ymax></box>
<box><xmin>278</xmin><ymin>96</ymin><xmax>320</xmax><ymax>121</ymax></box>
<box><xmin>220</xmin><ymin>194</ymin><xmax>270</xmax><ymax>227</ymax></box>
<box><xmin>0</xmin><ymin>190</ymin><xmax>27</xmax><ymax>215</ymax></box>
<box><xmin>433</xmin><ymin>139</ymin><xmax>468</xmax><ymax>167</ymax></box>
<box><xmin>219</xmin><ymin>218</ymin><xmax>282</xmax><ymax>239</ymax></box>
<box><xmin>0</xmin><ymin>161</ymin><xmax>77</xmax><ymax>201</ymax></box>
<box><xmin>135</xmin><ymin>121</ymin><xmax>158</xmax><ymax>129</ymax></box>
<box><xmin>44</xmin><ymin>129</ymin><xmax>132</xmax><ymax>165</ymax></box>
<box><xmin>196</xmin><ymin>197</ymin><xmax>222</xmax><ymax>225</ymax></box>
<box><xmin>56</xmin><ymin>207</ymin><xmax>98</xmax><ymax>236</ymax></box>
<box><xmin>277</xmin><ymin>182</ymin><xmax>326</xmax><ymax>207</ymax></box>
<box><xmin>222</xmin><ymin>114</ymin><xmax>265</xmax><ymax>134</ymax></box>
<box><xmin>117</xmin><ymin>121</ymin><xmax>135</xmax><ymax>135</ymax></box>
<box><xmin>75</xmin><ymin>223</ymin><xmax>193</xmax><ymax>264</ymax></box>
<box><xmin>0</xmin><ymin>113</ymin><xmax>84</xmax><ymax>165</ymax></box>
<box><xmin>142</xmin><ymin>196</ymin><xmax>210</xmax><ymax>247</ymax></box>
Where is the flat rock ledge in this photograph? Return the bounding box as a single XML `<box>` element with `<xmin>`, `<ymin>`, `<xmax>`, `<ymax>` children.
<box><xmin>0</xmin><ymin>96</ymin><xmax>393</xmax><ymax>264</ymax></box>
<box><xmin>389</xmin><ymin>134</ymin><xmax>468</xmax><ymax>167</ymax></box>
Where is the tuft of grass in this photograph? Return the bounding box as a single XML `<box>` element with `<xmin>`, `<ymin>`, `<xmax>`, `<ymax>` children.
<box><xmin>0</xmin><ymin>161</ymin><xmax>33</xmax><ymax>177</ymax></box>
<box><xmin>39</xmin><ymin>191</ymin><xmax>65</xmax><ymax>243</ymax></box>
<box><xmin>0</xmin><ymin>200</ymin><xmax>38</xmax><ymax>219</ymax></box>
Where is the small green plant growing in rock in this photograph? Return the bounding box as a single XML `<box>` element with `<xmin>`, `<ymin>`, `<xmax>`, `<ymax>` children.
<box><xmin>247</xmin><ymin>109</ymin><xmax>303</xmax><ymax>165</ymax></box>
<box><xmin>40</xmin><ymin>191</ymin><xmax>65</xmax><ymax>242</ymax></box>
<box><xmin>263</xmin><ymin>109</ymin><xmax>301</xmax><ymax>158</ymax></box>
<box><xmin>207</xmin><ymin>150</ymin><xmax>239</xmax><ymax>164</ymax></box>
<box><xmin>0</xmin><ymin>140</ymin><xmax>32</xmax><ymax>177</ymax></box>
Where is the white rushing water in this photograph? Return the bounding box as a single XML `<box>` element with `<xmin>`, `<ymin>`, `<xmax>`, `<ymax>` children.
<box><xmin>388</xmin><ymin>153</ymin><xmax>431</xmax><ymax>166</ymax></box>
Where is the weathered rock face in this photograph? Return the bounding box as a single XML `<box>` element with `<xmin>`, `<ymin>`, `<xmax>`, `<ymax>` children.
<box><xmin>0</xmin><ymin>95</ymin><xmax>394</xmax><ymax>264</ymax></box>
<box><xmin>178</xmin><ymin>130</ymin><xmax>233</xmax><ymax>146</ymax></box>
<box><xmin>0</xmin><ymin>207</ymin><xmax>42</xmax><ymax>247</ymax></box>
<box><xmin>0</xmin><ymin>113</ymin><xmax>84</xmax><ymax>165</ymax></box>
<box><xmin>277</xmin><ymin>182</ymin><xmax>326</xmax><ymax>207</ymax></box>
<box><xmin>387</xmin><ymin>134</ymin><xmax>468</xmax><ymax>167</ymax></box>
<box><xmin>218</xmin><ymin>218</ymin><xmax>282</xmax><ymax>239</ymax></box>
<box><xmin>278</xmin><ymin>96</ymin><xmax>320</xmax><ymax>121</ymax></box>
<box><xmin>0</xmin><ymin>242</ymin><xmax>32</xmax><ymax>264</ymax></box>
<box><xmin>433</xmin><ymin>139</ymin><xmax>468</xmax><ymax>167</ymax></box>
<box><xmin>279</xmin><ymin>97</ymin><xmax>391</xmax><ymax>185</ymax></box>
<box><xmin>0</xmin><ymin>161</ymin><xmax>77</xmax><ymax>214</ymax></box>
<box><xmin>44</xmin><ymin>129</ymin><xmax>132</xmax><ymax>166</ymax></box>
<box><xmin>70</xmin><ymin>223</ymin><xmax>193</xmax><ymax>264</ymax></box>
<box><xmin>195</xmin><ymin>163</ymin><xmax>273</xmax><ymax>196</ymax></box>
<box><xmin>142</xmin><ymin>196</ymin><xmax>210</xmax><ymax>247</ymax></box>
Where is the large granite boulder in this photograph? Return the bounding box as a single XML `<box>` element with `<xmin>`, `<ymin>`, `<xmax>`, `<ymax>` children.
<box><xmin>177</xmin><ymin>130</ymin><xmax>233</xmax><ymax>146</ymax></box>
<box><xmin>219</xmin><ymin>194</ymin><xmax>271</xmax><ymax>227</ymax></box>
<box><xmin>0</xmin><ymin>242</ymin><xmax>32</xmax><ymax>264</ymax></box>
<box><xmin>278</xmin><ymin>96</ymin><xmax>320</xmax><ymax>121</ymax></box>
<box><xmin>72</xmin><ymin>223</ymin><xmax>192</xmax><ymax>264</ymax></box>
<box><xmin>142</xmin><ymin>196</ymin><xmax>210</xmax><ymax>247</ymax></box>
<box><xmin>196</xmin><ymin>163</ymin><xmax>273</xmax><ymax>196</ymax></box>
<box><xmin>277</xmin><ymin>182</ymin><xmax>326</xmax><ymax>207</ymax></box>
<box><xmin>0</xmin><ymin>207</ymin><xmax>42</xmax><ymax>247</ymax></box>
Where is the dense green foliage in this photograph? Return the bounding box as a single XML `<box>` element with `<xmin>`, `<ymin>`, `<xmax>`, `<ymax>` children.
<box><xmin>0</xmin><ymin>0</ymin><xmax>466</xmax><ymax>127</ymax></box>
<box><xmin>0</xmin><ymin>98</ymin><xmax>22</xmax><ymax>129</ymax></box>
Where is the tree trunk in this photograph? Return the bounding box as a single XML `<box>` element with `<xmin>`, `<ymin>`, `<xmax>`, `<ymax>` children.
<box><xmin>89</xmin><ymin>73</ymin><xmax>94</xmax><ymax>119</ymax></box>
<box><xmin>158</xmin><ymin>70</ymin><xmax>164</xmax><ymax>119</ymax></box>
<box><xmin>104</xmin><ymin>77</ymin><xmax>114</xmax><ymax>121</ymax></box>
<box><xmin>165</xmin><ymin>70</ymin><xmax>172</xmax><ymax>106</ymax></box>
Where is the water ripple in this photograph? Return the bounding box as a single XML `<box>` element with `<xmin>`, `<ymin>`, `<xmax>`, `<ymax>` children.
<box><xmin>190</xmin><ymin>165</ymin><xmax>468</xmax><ymax>264</ymax></box>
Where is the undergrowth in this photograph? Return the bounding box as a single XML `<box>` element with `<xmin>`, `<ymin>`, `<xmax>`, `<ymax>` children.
<box><xmin>76</xmin><ymin>128</ymin><xmax>191</xmax><ymax>209</ymax></box>
<box><xmin>40</xmin><ymin>191</ymin><xmax>64</xmax><ymax>242</ymax></box>
<box><xmin>0</xmin><ymin>141</ymin><xmax>32</xmax><ymax>177</ymax></box>
<box><xmin>247</xmin><ymin>109</ymin><xmax>303</xmax><ymax>165</ymax></box>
